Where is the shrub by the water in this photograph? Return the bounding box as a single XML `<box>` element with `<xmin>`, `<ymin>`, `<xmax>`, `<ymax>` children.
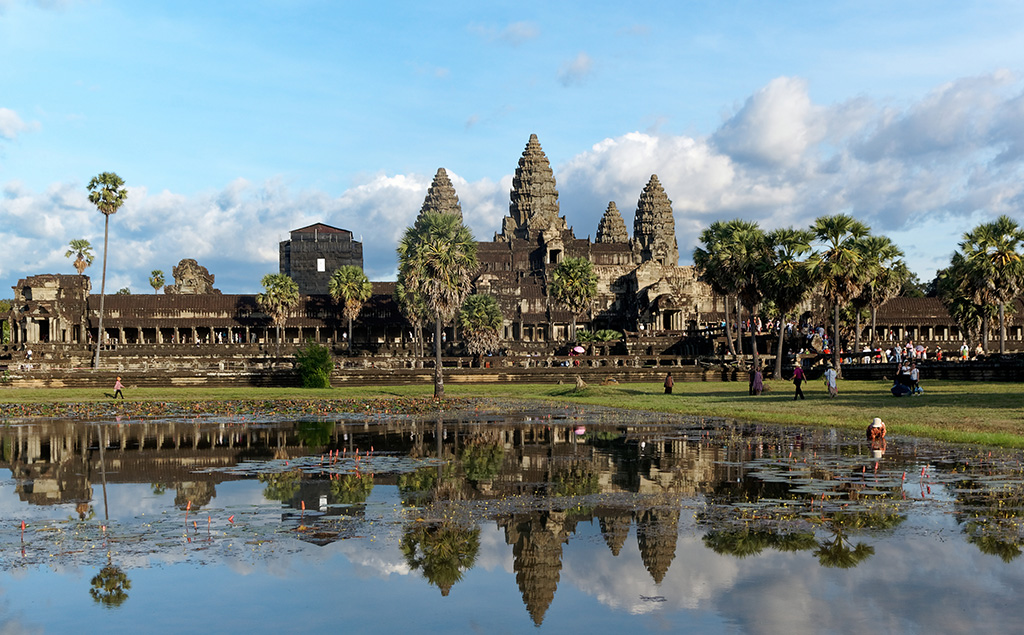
<box><xmin>295</xmin><ymin>340</ymin><xmax>333</xmax><ymax>388</ymax></box>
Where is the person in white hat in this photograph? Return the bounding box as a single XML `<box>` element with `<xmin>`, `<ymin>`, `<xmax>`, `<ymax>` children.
<box><xmin>866</xmin><ymin>417</ymin><xmax>886</xmax><ymax>442</ymax></box>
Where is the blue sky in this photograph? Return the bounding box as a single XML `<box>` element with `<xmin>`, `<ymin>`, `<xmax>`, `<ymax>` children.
<box><xmin>3</xmin><ymin>0</ymin><xmax>1024</xmax><ymax>294</ymax></box>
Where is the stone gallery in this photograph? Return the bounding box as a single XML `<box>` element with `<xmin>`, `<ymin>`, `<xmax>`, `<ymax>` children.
<box><xmin>6</xmin><ymin>135</ymin><xmax>1017</xmax><ymax>363</ymax></box>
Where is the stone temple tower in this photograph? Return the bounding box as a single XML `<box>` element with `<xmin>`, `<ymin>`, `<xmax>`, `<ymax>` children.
<box><xmin>498</xmin><ymin>134</ymin><xmax>567</xmax><ymax>242</ymax></box>
<box><xmin>595</xmin><ymin>202</ymin><xmax>629</xmax><ymax>244</ymax></box>
<box><xmin>631</xmin><ymin>175</ymin><xmax>678</xmax><ymax>266</ymax></box>
<box><xmin>418</xmin><ymin>167</ymin><xmax>463</xmax><ymax>221</ymax></box>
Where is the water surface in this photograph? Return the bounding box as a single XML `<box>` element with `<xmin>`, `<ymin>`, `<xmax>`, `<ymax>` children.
<box><xmin>1</xmin><ymin>403</ymin><xmax>1022</xmax><ymax>633</ymax></box>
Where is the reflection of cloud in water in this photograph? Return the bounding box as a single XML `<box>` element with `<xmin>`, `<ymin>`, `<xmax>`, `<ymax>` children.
<box><xmin>562</xmin><ymin>512</ymin><xmax>1024</xmax><ymax>633</ymax></box>
<box><xmin>564</xmin><ymin>527</ymin><xmax>739</xmax><ymax>615</ymax></box>
<box><xmin>475</xmin><ymin>523</ymin><xmax>514</xmax><ymax>573</ymax></box>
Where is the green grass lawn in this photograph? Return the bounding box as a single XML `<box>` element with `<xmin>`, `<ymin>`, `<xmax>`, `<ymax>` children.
<box><xmin>1</xmin><ymin>378</ymin><xmax>1021</xmax><ymax>447</ymax></box>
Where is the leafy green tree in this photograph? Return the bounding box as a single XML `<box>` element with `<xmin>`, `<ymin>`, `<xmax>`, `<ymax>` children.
<box><xmin>259</xmin><ymin>470</ymin><xmax>302</xmax><ymax>502</ymax></box>
<box><xmin>809</xmin><ymin>214</ymin><xmax>870</xmax><ymax>373</ymax></box>
<box><xmin>937</xmin><ymin>258</ymin><xmax>986</xmax><ymax>345</ymax></box>
<box><xmin>694</xmin><ymin>220</ymin><xmax>757</xmax><ymax>357</ymax></box>
<box><xmin>814</xmin><ymin>531</ymin><xmax>875</xmax><ymax>569</ymax></box>
<box><xmin>90</xmin><ymin>564</ymin><xmax>131</xmax><ymax>607</ymax></box>
<box><xmin>401</xmin><ymin>522</ymin><xmax>481</xmax><ymax>596</ymax></box>
<box><xmin>88</xmin><ymin>172</ymin><xmax>128</xmax><ymax>369</ymax></box>
<box><xmin>395</xmin><ymin>276</ymin><xmax>428</xmax><ymax>359</ymax></box>
<box><xmin>0</xmin><ymin>299</ymin><xmax>10</xmax><ymax>345</ymax></box>
<box><xmin>763</xmin><ymin>228</ymin><xmax>814</xmax><ymax>377</ymax></box>
<box><xmin>328</xmin><ymin>265</ymin><xmax>372</xmax><ymax>348</ymax></box>
<box><xmin>295</xmin><ymin>340</ymin><xmax>333</xmax><ymax>388</ymax></box>
<box><xmin>257</xmin><ymin>273</ymin><xmax>299</xmax><ymax>357</ymax></box>
<box><xmin>458</xmin><ymin>293</ymin><xmax>503</xmax><ymax>364</ymax></box>
<box><xmin>728</xmin><ymin>223</ymin><xmax>772</xmax><ymax>370</ymax></box>
<box><xmin>330</xmin><ymin>472</ymin><xmax>374</xmax><ymax>505</ymax></box>
<box><xmin>958</xmin><ymin>216</ymin><xmax>1024</xmax><ymax>354</ymax></box>
<box><xmin>148</xmin><ymin>269</ymin><xmax>164</xmax><ymax>294</ymax></box>
<box><xmin>549</xmin><ymin>256</ymin><xmax>597</xmax><ymax>340</ymax></box>
<box><xmin>115</xmin><ymin>287</ymin><xmax>130</xmax><ymax>295</ymax></box>
<box><xmin>397</xmin><ymin>211</ymin><xmax>478</xmax><ymax>398</ymax></box>
<box><xmin>65</xmin><ymin>239</ymin><xmax>94</xmax><ymax>275</ymax></box>
<box><xmin>854</xmin><ymin>235</ymin><xmax>907</xmax><ymax>350</ymax></box>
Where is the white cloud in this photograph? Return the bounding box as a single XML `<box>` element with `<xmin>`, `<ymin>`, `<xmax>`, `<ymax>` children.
<box><xmin>468</xmin><ymin>21</ymin><xmax>540</xmax><ymax>46</ymax></box>
<box><xmin>5</xmin><ymin>72</ymin><xmax>1024</xmax><ymax>293</ymax></box>
<box><xmin>0</xmin><ymin>108</ymin><xmax>34</xmax><ymax>140</ymax></box>
<box><xmin>558</xmin><ymin>52</ymin><xmax>594</xmax><ymax>87</ymax></box>
<box><xmin>712</xmin><ymin>76</ymin><xmax>826</xmax><ymax>168</ymax></box>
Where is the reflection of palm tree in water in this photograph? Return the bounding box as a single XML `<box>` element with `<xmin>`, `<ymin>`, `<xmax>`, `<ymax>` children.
<box><xmin>90</xmin><ymin>562</ymin><xmax>132</xmax><ymax>607</ymax></box>
<box><xmin>815</xmin><ymin>529</ymin><xmax>875</xmax><ymax>569</ymax></box>
<box><xmin>400</xmin><ymin>522</ymin><xmax>480</xmax><ymax>596</ymax></box>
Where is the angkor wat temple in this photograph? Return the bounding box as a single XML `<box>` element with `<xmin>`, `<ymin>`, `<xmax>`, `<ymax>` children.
<box><xmin>6</xmin><ymin>134</ymin><xmax>1023</xmax><ymax>367</ymax></box>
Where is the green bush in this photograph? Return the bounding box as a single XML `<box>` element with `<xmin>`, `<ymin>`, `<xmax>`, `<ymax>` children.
<box><xmin>295</xmin><ymin>340</ymin><xmax>333</xmax><ymax>388</ymax></box>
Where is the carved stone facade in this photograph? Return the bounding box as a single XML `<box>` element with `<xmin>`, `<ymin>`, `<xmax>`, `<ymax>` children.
<box><xmin>631</xmin><ymin>175</ymin><xmax>678</xmax><ymax>266</ymax></box>
<box><xmin>419</xmin><ymin>168</ymin><xmax>463</xmax><ymax>220</ymax></box>
<box><xmin>279</xmin><ymin>223</ymin><xmax>363</xmax><ymax>296</ymax></box>
<box><xmin>595</xmin><ymin>202</ymin><xmax>629</xmax><ymax>244</ymax></box>
<box><xmin>164</xmin><ymin>259</ymin><xmax>220</xmax><ymax>295</ymax></box>
<box><xmin>8</xmin><ymin>134</ymin><xmax>1018</xmax><ymax>356</ymax></box>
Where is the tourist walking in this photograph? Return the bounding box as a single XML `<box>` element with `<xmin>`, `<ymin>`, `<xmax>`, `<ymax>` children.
<box><xmin>751</xmin><ymin>367</ymin><xmax>764</xmax><ymax>396</ymax></box>
<box><xmin>792</xmin><ymin>365</ymin><xmax>806</xmax><ymax>400</ymax></box>
<box><xmin>663</xmin><ymin>372</ymin><xmax>674</xmax><ymax>394</ymax></box>
<box><xmin>823</xmin><ymin>364</ymin><xmax>838</xmax><ymax>398</ymax></box>
<box><xmin>113</xmin><ymin>376</ymin><xmax>125</xmax><ymax>400</ymax></box>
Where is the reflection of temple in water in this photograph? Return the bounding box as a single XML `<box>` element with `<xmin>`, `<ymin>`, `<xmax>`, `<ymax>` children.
<box><xmin>0</xmin><ymin>414</ymin><xmax>792</xmax><ymax>625</ymax></box>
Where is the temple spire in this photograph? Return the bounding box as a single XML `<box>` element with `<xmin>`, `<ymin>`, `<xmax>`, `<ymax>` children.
<box><xmin>498</xmin><ymin>134</ymin><xmax>565</xmax><ymax>241</ymax></box>
<box><xmin>596</xmin><ymin>202</ymin><xmax>629</xmax><ymax>244</ymax></box>
<box><xmin>417</xmin><ymin>168</ymin><xmax>463</xmax><ymax>221</ymax></box>
<box><xmin>631</xmin><ymin>174</ymin><xmax>678</xmax><ymax>265</ymax></box>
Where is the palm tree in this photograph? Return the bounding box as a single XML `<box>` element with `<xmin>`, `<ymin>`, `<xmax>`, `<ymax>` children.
<box><xmin>90</xmin><ymin>564</ymin><xmax>131</xmax><ymax>607</ymax></box>
<box><xmin>458</xmin><ymin>293</ymin><xmax>503</xmax><ymax>366</ymax></box>
<box><xmin>65</xmin><ymin>239</ymin><xmax>94</xmax><ymax>275</ymax></box>
<box><xmin>809</xmin><ymin>214</ymin><xmax>870</xmax><ymax>373</ymax></box>
<box><xmin>87</xmin><ymin>172</ymin><xmax>128</xmax><ymax>369</ymax></box>
<box><xmin>549</xmin><ymin>256</ymin><xmax>597</xmax><ymax>340</ymax></box>
<box><xmin>764</xmin><ymin>227</ymin><xmax>814</xmax><ymax>378</ymax></box>
<box><xmin>937</xmin><ymin>258</ymin><xmax>986</xmax><ymax>345</ymax></box>
<box><xmin>148</xmin><ymin>269</ymin><xmax>164</xmax><ymax>294</ymax></box>
<box><xmin>256</xmin><ymin>273</ymin><xmax>299</xmax><ymax>357</ymax></box>
<box><xmin>397</xmin><ymin>211</ymin><xmax>477</xmax><ymax>397</ymax></box>
<box><xmin>855</xmin><ymin>235</ymin><xmax>907</xmax><ymax>350</ymax></box>
<box><xmin>727</xmin><ymin>223</ymin><xmax>771</xmax><ymax>370</ymax></box>
<box><xmin>693</xmin><ymin>220</ymin><xmax>746</xmax><ymax>357</ymax></box>
<box><xmin>328</xmin><ymin>265</ymin><xmax>372</xmax><ymax>350</ymax></box>
<box><xmin>959</xmin><ymin>216</ymin><xmax>1024</xmax><ymax>354</ymax></box>
<box><xmin>395</xmin><ymin>276</ymin><xmax>428</xmax><ymax>360</ymax></box>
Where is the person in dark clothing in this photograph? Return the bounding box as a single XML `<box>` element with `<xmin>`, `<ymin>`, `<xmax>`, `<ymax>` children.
<box><xmin>664</xmin><ymin>372</ymin><xmax>674</xmax><ymax>394</ymax></box>
<box><xmin>792</xmin><ymin>366</ymin><xmax>806</xmax><ymax>400</ymax></box>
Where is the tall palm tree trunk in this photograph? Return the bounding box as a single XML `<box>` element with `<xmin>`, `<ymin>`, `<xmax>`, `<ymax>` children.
<box><xmin>723</xmin><ymin>296</ymin><xmax>737</xmax><ymax>357</ymax></box>
<box><xmin>853</xmin><ymin>312</ymin><xmax>862</xmax><ymax>361</ymax></box>
<box><xmin>275</xmin><ymin>324</ymin><xmax>281</xmax><ymax>358</ymax></box>
<box><xmin>434</xmin><ymin>317</ymin><xmax>444</xmax><ymax>398</ymax></box>
<box><xmin>735</xmin><ymin>296</ymin><xmax>744</xmax><ymax>358</ymax></box>
<box><xmin>870</xmin><ymin>307</ymin><xmax>878</xmax><ymax>350</ymax></box>
<box><xmin>774</xmin><ymin>323</ymin><xmax>786</xmax><ymax>379</ymax></box>
<box><xmin>833</xmin><ymin>304</ymin><xmax>842</xmax><ymax>375</ymax></box>
<box><xmin>92</xmin><ymin>215</ymin><xmax>110</xmax><ymax>369</ymax></box>
<box><xmin>999</xmin><ymin>302</ymin><xmax>1006</xmax><ymax>354</ymax></box>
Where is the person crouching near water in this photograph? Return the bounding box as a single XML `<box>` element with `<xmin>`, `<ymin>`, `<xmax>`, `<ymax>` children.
<box><xmin>867</xmin><ymin>417</ymin><xmax>887</xmax><ymax>457</ymax></box>
<box><xmin>866</xmin><ymin>417</ymin><xmax>886</xmax><ymax>442</ymax></box>
<box><xmin>664</xmin><ymin>372</ymin><xmax>674</xmax><ymax>394</ymax></box>
<box><xmin>113</xmin><ymin>376</ymin><xmax>125</xmax><ymax>400</ymax></box>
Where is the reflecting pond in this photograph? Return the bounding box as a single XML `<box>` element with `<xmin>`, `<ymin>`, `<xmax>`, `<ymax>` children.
<box><xmin>2</xmin><ymin>401</ymin><xmax>1024</xmax><ymax>633</ymax></box>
